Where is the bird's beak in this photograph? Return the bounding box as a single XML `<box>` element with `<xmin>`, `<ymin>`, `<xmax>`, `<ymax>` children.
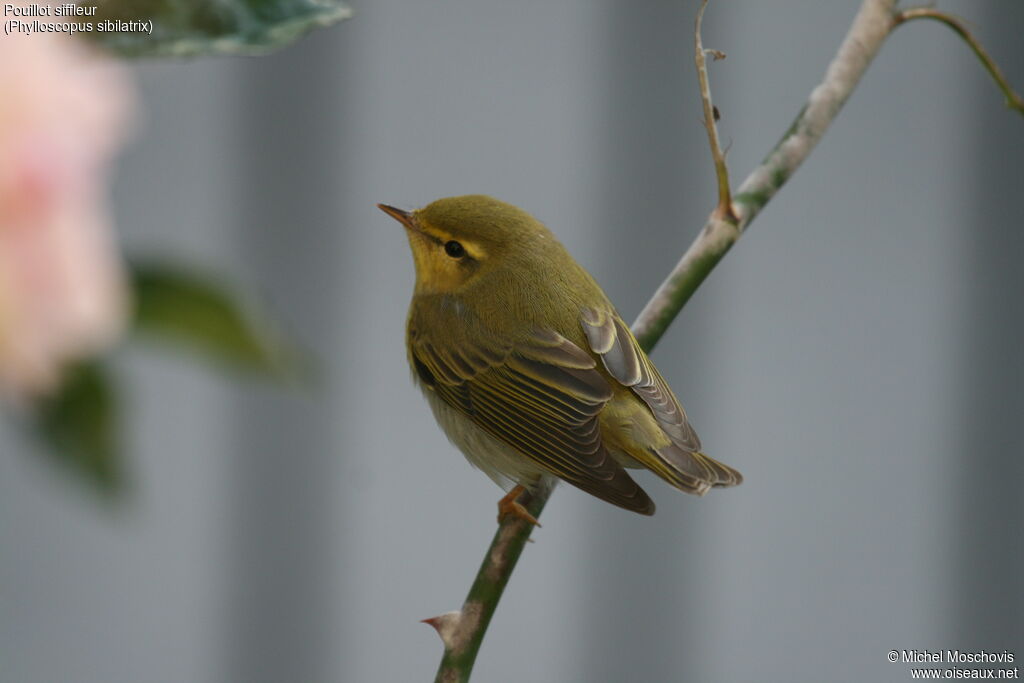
<box><xmin>377</xmin><ymin>203</ymin><xmax>418</xmax><ymax>232</ymax></box>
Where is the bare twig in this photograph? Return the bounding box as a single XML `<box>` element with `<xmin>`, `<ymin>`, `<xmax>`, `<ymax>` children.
<box><xmin>695</xmin><ymin>0</ymin><xmax>736</xmax><ymax>223</ymax></box>
<box><xmin>430</xmin><ymin>489</ymin><xmax>548</xmax><ymax>683</ymax></box>
<box><xmin>633</xmin><ymin>0</ymin><xmax>899</xmax><ymax>348</ymax></box>
<box><xmin>894</xmin><ymin>7</ymin><xmax>1024</xmax><ymax>117</ymax></box>
<box><xmin>429</xmin><ymin>1</ymin><xmax>1023</xmax><ymax>680</ymax></box>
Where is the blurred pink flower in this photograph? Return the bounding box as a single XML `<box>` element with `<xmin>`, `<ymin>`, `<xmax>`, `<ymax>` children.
<box><xmin>0</xmin><ymin>24</ymin><xmax>134</xmax><ymax>399</ymax></box>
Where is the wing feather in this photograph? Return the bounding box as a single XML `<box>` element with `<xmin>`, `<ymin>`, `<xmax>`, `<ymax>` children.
<box><xmin>581</xmin><ymin>307</ymin><xmax>742</xmax><ymax>490</ymax></box>
<box><xmin>411</xmin><ymin>327</ymin><xmax>655</xmax><ymax>514</ymax></box>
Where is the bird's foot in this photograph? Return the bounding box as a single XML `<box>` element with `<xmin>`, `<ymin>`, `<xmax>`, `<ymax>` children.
<box><xmin>496</xmin><ymin>485</ymin><xmax>541</xmax><ymax>527</ymax></box>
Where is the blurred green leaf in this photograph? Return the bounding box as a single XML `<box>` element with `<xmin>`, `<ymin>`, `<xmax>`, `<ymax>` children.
<box><xmin>35</xmin><ymin>361</ymin><xmax>122</xmax><ymax>496</ymax></box>
<box><xmin>130</xmin><ymin>262</ymin><xmax>293</xmax><ymax>376</ymax></box>
<box><xmin>87</xmin><ymin>0</ymin><xmax>352</xmax><ymax>58</ymax></box>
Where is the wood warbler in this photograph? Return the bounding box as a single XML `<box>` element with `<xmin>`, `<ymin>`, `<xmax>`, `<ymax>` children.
<box><xmin>379</xmin><ymin>195</ymin><xmax>741</xmax><ymax>521</ymax></box>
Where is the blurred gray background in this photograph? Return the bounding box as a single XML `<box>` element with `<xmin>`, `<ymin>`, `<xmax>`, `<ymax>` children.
<box><xmin>1</xmin><ymin>1</ymin><xmax>1022</xmax><ymax>682</ymax></box>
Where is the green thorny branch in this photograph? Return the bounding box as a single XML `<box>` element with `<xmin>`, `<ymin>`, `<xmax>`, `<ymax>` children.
<box><xmin>426</xmin><ymin>2</ymin><xmax>1024</xmax><ymax>681</ymax></box>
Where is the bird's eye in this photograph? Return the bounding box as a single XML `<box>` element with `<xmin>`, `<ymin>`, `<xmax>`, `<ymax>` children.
<box><xmin>444</xmin><ymin>240</ymin><xmax>466</xmax><ymax>258</ymax></box>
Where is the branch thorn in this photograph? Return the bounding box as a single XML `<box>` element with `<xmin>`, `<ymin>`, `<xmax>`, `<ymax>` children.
<box><xmin>422</xmin><ymin>611</ymin><xmax>463</xmax><ymax>649</ymax></box>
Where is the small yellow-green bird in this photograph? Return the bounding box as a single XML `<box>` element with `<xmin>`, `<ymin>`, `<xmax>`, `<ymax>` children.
<box><xmin>379</xmin><ymin>195</ymin><xmax>741</xmax><ymax>522</ymax></box>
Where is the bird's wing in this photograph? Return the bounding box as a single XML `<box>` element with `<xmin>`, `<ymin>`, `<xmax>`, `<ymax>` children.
<box><xmin>411</xmin><ymin>327</ymin><xmax>655</xmax><ymax>514</ymax></box>
<box><xmin>580</xmin><ymin>307</ymin><xmax>742</xmax><ymax>492</ymax></box>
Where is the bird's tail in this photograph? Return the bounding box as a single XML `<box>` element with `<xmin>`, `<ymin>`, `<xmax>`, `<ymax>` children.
<box><xmin>649</xmin><ymin>444</ymin><xmax>743</xmax><ymax>496</ymax></box>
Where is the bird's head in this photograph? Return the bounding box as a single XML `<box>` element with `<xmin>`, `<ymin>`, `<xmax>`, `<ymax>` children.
<box><xmin>378</xmin><ymin>195</ymin><xmax>553</xmax><ymax>296</ymax></box>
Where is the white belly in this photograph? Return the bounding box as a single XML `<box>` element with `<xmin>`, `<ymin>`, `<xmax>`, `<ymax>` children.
<box><xmin>422</xmin><ymin>387</ymin><xmax>553</xmax><ymax>494</ymax></box>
